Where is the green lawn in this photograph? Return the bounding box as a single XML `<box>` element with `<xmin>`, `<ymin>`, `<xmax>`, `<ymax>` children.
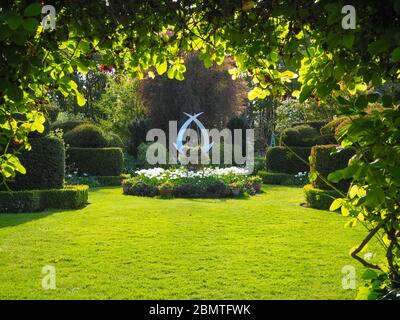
<box><xmin>0</xmin><ymin>186</ymin><xmax>376</xmax><ymax>299</ymax></box>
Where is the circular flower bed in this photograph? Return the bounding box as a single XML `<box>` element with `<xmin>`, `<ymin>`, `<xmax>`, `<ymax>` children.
<box><xmin>122</xmin><ymin>167</ymin><xmax>263</xmax><ymax>198</ymax></box>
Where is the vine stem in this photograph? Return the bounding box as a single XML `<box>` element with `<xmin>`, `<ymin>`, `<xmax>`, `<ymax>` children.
<box><xmin>351</xmin><ymin>224</ymin><xmax>383</xmax><ymax>271</ymax></box>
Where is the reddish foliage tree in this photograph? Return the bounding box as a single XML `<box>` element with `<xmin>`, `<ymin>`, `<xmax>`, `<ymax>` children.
<box><xmin>140</xmin><ymin>53</ymin><xmax>248</xmax><ymax>131</ymax></box>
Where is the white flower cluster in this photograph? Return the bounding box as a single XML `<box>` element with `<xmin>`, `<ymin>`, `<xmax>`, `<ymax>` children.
<box><xmin>294</xmin><ymin>171</ymin><xmax>308</xmax><ymax>178</ymax></box>
<box><xmin>134</xmin><ymin>167</ymin><xmax>250</xmax><ymax>180</ymax></box>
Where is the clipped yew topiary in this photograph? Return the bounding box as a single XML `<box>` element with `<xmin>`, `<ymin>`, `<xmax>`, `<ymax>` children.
<box><xmin>38</xmin><ymin>185</ymin><xmax>89</xmax><ymax>210</ymax></box>
<box><xmin>51</xmin><ymin>120</ymin><xmax>88</xmax><ymax>133</ymax></box>
<box><xmin>12</xmin><ymin>136</ymin><xmax>65</xmax><ymax>190</ymax></box>
<box><xmin>0</xmin><ymin>185</ymin><xmax>89</xmax><ymax>213</ymax></box>
<box><xmin>0</xmin><ymin>190</ymin><xmax>41</xmax><ymax>213</ymax></box>
<box><xmin>266</xmin><ymin>146</ymin><xmax>311</xmax><ymax>174</ymax></box>
<box><xmin>320</xmin><ymin>117</ymin><xmax>353</xmax><ymax>144</ymax></box>
<box><xmin>67</xmin><ymin>147</ymin><xmax>124</xmax><ymax>176</ymax></box>
<box><xmin>291</xmin><ymin>121</ymin><xmax>328</xmax><ymax>132</ymax></box>
<box><xmin>106</xmin><ymin>132</ymin><xmax>124</xmax><ymax>148</ymax></box>
<box><xmin>303</xmin><ymin>184</ymin><xmax>341</xmax><ymax>210</ymax></box>
<box><xmin>64</xmin><ymin>124</ymin><xmax>108</xmax><ymax>148</ymax></box>
<box><xmin>280</xmin><ymin>125</ymin><xmax>325</xmax><ymax>147</ymax></box>
<box><xmin>257</xmin><ymin>170</ymin><xmax>294</xmax><ymax>185</ymax></box>
<box><xmin>310</xmin><ymin>145</ymin><xmax>355</xmax><ymax>192</ymax></box>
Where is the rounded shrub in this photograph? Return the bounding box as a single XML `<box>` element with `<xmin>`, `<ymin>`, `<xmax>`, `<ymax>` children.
<box><xmin>173</xmin><ymin>183</ymin><xmax>204</xmax><ymax>198</ymax></box>
<box><xmin>12</xmin><ymin>136</ymin><xmax>65</xmax><ymax>190</ymax></box>
<box><xmin>106</xmin><ymin>133</ymin><xmax>124</xmax><ymax>148</ymax></box>
<box><xmin>64</xmin><ymin>124</ymin><xmax>108</xmax><ymax>148</ymax></box>
<box><xmin>266</xmin><ymin>146</ymin><xmax>311</xmax><ymax>174</ymax></box>
<box><xmin>280</xmin><ymin>125</ymin><xmax>324</xmax><ymax>147</ymax></box>
<box><xmin>122</xmin><ymin>177</ymin><xmax>157</xmax><ymax>197</ymax></box>
<box><xmin>292</xmin><ymin>121</ymin><xmax>328</xmax><ymax>131</ymax></box>
<box><xmin>67</xmin><ymin>147</ymin><xmax>124</xmax><ymax>176</ymax></box>
<box><xmin>310</xmin><ymin>145</ymin><xmax>355</xmax><ymax>192</ymax></box>
<box><xmin>304</xmin><ymin>184</ymin><xmax>341</xmax><ymax>210</ymax></box>
<box><xmin>320</xmin><ymin>117</ymin><xmax>353</xmax><ymax>144</ymax></box>
<box><xmin>51</xmin><ymin>120</ymin><xmax>88</xmax><ymax>133</ymax></box>
<box><xmin>205</xmin><ymin>180</ymin><xmax>230</xmax><ymax>197</ymax></box>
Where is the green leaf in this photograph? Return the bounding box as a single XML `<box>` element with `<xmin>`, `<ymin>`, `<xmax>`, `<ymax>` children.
<box><xmin>333</xmin><ymin>66</ymin><xmax>345</xmax><ymax>80</ymax></box>
<box><xmin>177</xmin><ymin>64</ymin><xmax>186</xmax><ymax>73</ymax></box>
<box><xmin>280</xmin><ymin>70</ymin><xmax>295</xmax><ymax>79</ymax></box>
<box><xmin>328</xmin><ymin>165</ymin><xmax>357</xmax><ymax>183</ymax></box>
<box><xmin>316</xmin><ymin>84</ymin><xmax>330</xmax><ymax>97</ymax></box>
<box><xmin>167</xmin><ymin>67</ymin><xmax>175</xmax><ymax>79</ymax></box>
<box><xmin>361</xmin><ymin>269</ymin><xmax>378</xmax><ymax>280</ymax></box>
<box><xmin>4</xmin><ymin>12</ymin><xmax>23</xmax><ymax>30</ymax></box>
<box><xmin>299</xmin><ymin>85</ymin><xmax>313</xmax><ymax>102</ymax></box>
<box><xmin>203</xmin><ymin>57</ymin><xmax>213</xmax><ymax>68</ymax></box>
<box><xmin>156</xmin><ymin>60</ymin><xmax>168</xmax><ymax>75</ymax></box>
<box><xmin>391</xmin><ymin>47</ymin><xmax>400</xmax><ymax>61</ymax></box>
<box><xmin>370</xmin><ymin>39</ymin><xmax>392</xmax><ymax>55</ymax></box>
<box><xmin>2</xmin><ymin>165</ymin><xmax>15</xmax><ymax>178</ymax></box>
<box><xmin>342</xmin><ymin>33</ymin><xmax>355</xmax><ymax>49</ymax></box>
<box><xmin>8</xmin><ymin>155</ymin><xmax>26</xmax><ymax>174</ymax></box>
<box><xmin>382</xmin><ymin>95</ymin><xmax>392</xmax><ymax>107</ymax></box>
<box><xmin>6</xmin><ymin>83</ymin><xmax>23</xmax><ymax>102</ymax></box>
<box><xmin>365</xmin><ymin>187</ymin><xmax>385</xmax><ymax>207</ymax></box>
<box><xmin>24</xmin><ymin>3</ymin><xmax>42</xmax><ymax>17</ymax></box>
<box><xmin>349</xmin><ymin>185</ymin><xmax>359</xmax><ymax>199</ymax></box>
<box><xmin>23</xmin><ymin>18</ymin><xmax>38</xmax><ymax>33</ymax></box>
<box><xmin>329</xmin><ymin>199</ymin><xmax>342</xmax><ymax>211</ymax></box>
<box><xmin>248</xmin><ymin>87</ymin><xmax>260</xmax><ymax>100</ymax></box>
<box><xmin>77</xmin><ymin>62</ymin><xmax>89</xmax><ymax>74</ymax></box>
<box><xmin>76</xmin><ymin>92</ymin><xmax>86</xmax><ymax>107</ymax></box>
<box><xmin>341</xmin><ymin>206</ymin><xmax>350</xmax><ymax>216</ymax></box>
<box><xmin>355</xmin><ymin>95</ymin><xmax>368</xmax><ymax>109</ymax></box>
<box><xmin>175</xmin><ymin>72</ymin><xmax>184</xmax><ymax>81</ymax></box>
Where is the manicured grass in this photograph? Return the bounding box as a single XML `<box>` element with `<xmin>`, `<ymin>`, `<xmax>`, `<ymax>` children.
<box><xmin>0</xmin><ymin>186</ymin><xmax>378</xmax><ymax>299</ymax></box>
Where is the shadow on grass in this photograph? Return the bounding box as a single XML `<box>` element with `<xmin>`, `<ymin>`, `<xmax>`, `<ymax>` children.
<box><xmin>0</xmin><ymin>205</ymin><xmax>90</xmax><ymax>229</ymax></box>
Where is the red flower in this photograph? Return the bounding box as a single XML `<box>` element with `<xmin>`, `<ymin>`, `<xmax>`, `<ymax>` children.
<box><xmin>99</xmin><ymin>64</ymin><xmax>113</xmax><ymax>73</ymax></box>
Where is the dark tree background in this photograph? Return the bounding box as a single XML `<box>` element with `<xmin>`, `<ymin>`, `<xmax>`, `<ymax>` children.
<box><xmin>140</xmin><ymin>53</ymin><xmax>248</xmax><ymax>131</ymax></box>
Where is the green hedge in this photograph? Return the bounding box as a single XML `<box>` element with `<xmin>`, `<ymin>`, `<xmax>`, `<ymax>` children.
<box><xmin>51</xmin><ymin>120</ymin><xmax>88</xmax><ymax>133</ymax></box>
<box><xmin>0</xmin><ymin>191</ymin><xmax>41</xmax><ymax>213</ymax></box>
<box><xmin>97</xmin><ymin>176</ymin><xmax>122</xmax><ymax>186</ymax></box>
<box><xmin>64</xmin><ymin>124</ymin><xmax>108</xmax><ymax>148</ymax></box>
<box><xmin>67</xmin><ymin>147</ymin><xmax>124</xmax><ymax>176</ymax></box>
<box><xmin>304</xmin><ymin>184</ymin><xmax>341</xmax><ymax>210</ymax></box>
<box><xmin>257</xmin><ymin>170</ymin><xmax>294</xmax><ymax>185</ymax></box>
<box><xmin>320</xmin><ymin>117</ymin><xmax>352</xmax><ymax>144</ymax></box>
<box><xmin>38</xmin><ymin>185</ymin><xmax>89</xmax><ymax>210</ymax></box>
<box><xmin>292</xmin><ymin>121</ymin><xmax>328</xmax><ymax>131</ymax></box>
<box><xmin>0</xmin><ymin>185</ymin><xmax>89</xmax><ymax>213</ymax></box>
<box><xmin>280</xmin><ymin>125</ymin><xmax>324</xmax><ymax>147</ymax></box>
<box><xmin>106</xmin><ymin>133</ymin><xmax>124</xmax><ymax>148</ymax></box>
<box><xmin>310</xmin><ymin>145</ymin><xmax>354</xmax><ymax>191</ymax></box>
<box><xmin>266</xmin><ymin>146</ymin><xmax>311</xmax><ymax>174</ymax></box>
<box><xmin>12</xmin><ymin>136</ymin><xmax>65</xmax><ymax>190</ymax></box>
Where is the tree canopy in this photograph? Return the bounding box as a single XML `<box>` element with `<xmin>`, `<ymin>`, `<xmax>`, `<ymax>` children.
<box><xmin>1</xmin><ymin>0</ymin><xmax>400</xmax><ymax>297</ymax></box>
